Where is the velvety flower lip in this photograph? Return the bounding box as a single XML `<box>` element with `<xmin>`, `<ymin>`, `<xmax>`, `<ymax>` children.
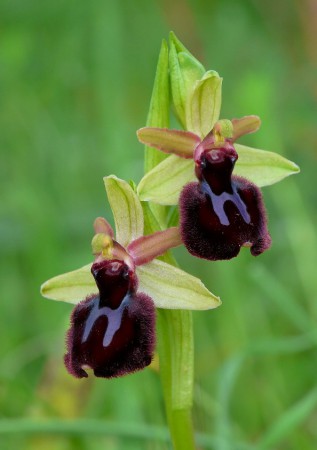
<box><xmin>182</xmin><ymin>129</ymin><xmax>271</xmax><ymax>260</ymax></box>
<box><xmin>63</xmin><ymin>214</ymin><xmax>181</xmax><ymax>379</ymax></box>
<box><xmin>180</xmin><ymin>138</ymin><xmax>271</xmax><ymax>260</ymax></box>
<box><xmin>64</xmin><ymin>259</ymin><xmax>156</xmax><ymax>379</ymax></box>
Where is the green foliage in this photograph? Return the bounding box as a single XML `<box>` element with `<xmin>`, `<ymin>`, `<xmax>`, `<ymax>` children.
<box><xmin>1</xmin><ymin>1</ymin><xmax>316</xmax><ymax>449</ymax></box>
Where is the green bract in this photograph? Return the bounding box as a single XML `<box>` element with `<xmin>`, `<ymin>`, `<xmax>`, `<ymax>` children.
<box><xmin>41</xmin><ymin>176</ymin><xmax>220</xmax><ymax>311</ymax></box>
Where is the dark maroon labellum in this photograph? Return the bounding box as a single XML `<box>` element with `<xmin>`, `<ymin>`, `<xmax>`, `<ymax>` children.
<box><xmin>180</xmin><ymin>143</ymin><xmax>271</xmax><ymax>260</ymax></box>
<box><xmin>65</xmin><ymin>259</ymin><xmax>155</xmax><ymax>378</ymax></box>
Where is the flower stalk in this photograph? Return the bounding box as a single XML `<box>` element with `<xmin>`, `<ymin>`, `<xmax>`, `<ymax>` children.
<box><xmin>143</xmin><ymin>39</ymin><xmax>196</xmax><ymax>450</ymax></box>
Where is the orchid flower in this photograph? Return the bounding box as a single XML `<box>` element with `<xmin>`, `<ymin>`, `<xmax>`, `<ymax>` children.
<box><xmin>41</xmin><ymin>176</ymin><xmax>221</xmax><ymax>378</ymax></box>
<box><xmin>136</xmin><ymin>37</ymin><xmax>299</xmax><ymax>261</ymax></box>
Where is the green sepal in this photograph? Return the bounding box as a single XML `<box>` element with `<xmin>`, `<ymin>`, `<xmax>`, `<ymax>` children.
<box><xmin>137</xmin><ymin>259</ymin><xmax>221</xmax><ymax>310</ymax></box>
<box><xmin>104</xmin><ymin>175</ymin><xmax>144</xmax><ymax>247</ymax></box>
<box><xmin>137</xmin><ymin>154</ymin><xmax>193</xmax><ymax>205</ymax></box>
<box><xmin>235</xmin><ymin>143</ymin><xmax>300</xmax><ymax>186</ymax></box>
<box><xmin>41</xmin><ymin>259</ymin><xmax>221</xmax><ymax>311</ymax></box>
<box><xmin>40</xmin><ymin>264</ymin><xmax>96</xmax><ymax>304</ymax></box>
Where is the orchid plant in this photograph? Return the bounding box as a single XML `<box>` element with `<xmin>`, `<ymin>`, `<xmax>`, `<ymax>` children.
<box><xmin>41</xmin><ymin>32</ymin><xmax>299</xmax><ymax>450</ymax></box>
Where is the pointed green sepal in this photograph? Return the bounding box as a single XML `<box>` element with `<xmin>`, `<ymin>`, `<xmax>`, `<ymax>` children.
<box><xmin>104</xmin><ymin>175</ymin><xmax>144</xmax><ymax>247</ymax></box>
<box><xmin>186</xmin><ymin>70</ymin><xmax>222</xmax><ymax>138</ymax></box>
<box><xmin>235</xmin><ymin>144</ymin><xmax>300</xmax><ymax>186</ymax></box>
<box><xmin>41</xmin><ymin>258</ymin><xmax>221</xmax><ymax>311</ymax></box>
<box><xmin>40</xmin><ymin>264</ymin><xmax>96</xmax><ymax>304</ymax></box>
<box><xmin>137</xmin><ymin>259</ymin><xmax>221</xmax><ymax>310</ymax></box>
<box><xmin>137</xmin><ymin>127</ymin><xmax>200</xmax><ymax>159</ymax></box>
<box><xmin>137</xmin><ymin>154</ymin><xmax>194</xmax><ymax>205</ymax></box>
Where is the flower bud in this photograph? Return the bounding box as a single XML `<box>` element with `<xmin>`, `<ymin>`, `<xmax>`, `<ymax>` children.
<box><xmin>169</xmin><ymin>32</ymin><xmax>205</xmax><ymax>128</ymax></box>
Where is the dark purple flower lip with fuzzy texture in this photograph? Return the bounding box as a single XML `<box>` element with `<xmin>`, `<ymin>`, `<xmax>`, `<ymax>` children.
<box><xmin>65</xmin><ymin>259</ymin><xmax>156</xmax><ymax>379</ymax></box>
<box><xmin>180</xmin><ymin>139</ymin><xmax>271</xmax><ymax>261</ymax></box>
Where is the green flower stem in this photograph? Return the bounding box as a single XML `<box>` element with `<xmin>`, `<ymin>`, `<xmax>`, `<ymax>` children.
<box><xmin>158</xmin><ymin>309</ymin><xmax>195</xmax><ymax>450</ymax></box>
<box><xmin>143</xmin><ymin>40</ymin><xmax>196</xmax><ymax>450</ymax></box>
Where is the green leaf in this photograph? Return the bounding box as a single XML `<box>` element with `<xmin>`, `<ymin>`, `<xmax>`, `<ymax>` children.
<box><xmin>40</xmin><ymin>264</ymin><xmax>96</xmax><ymax>303</ymax></box>
<box><xmin>145</xmin><ymin>39</ymin><xmax>170</xmax><ymax>173</ymax></box>
<box><xmin>186</xmin><ymin>71</ymin><xmax>222</xmax><ymax>138</ymax></box>
<box><xmin>137</xmin><ymin>127</ymin><xmax>200</xmax><ymax>159</ymax></box>
<box><xmin>137</xmin><ymin>154</ymin><xmax>195</xmax><ymax>205</ymax></box>
<box><xmin>137</xmin><ymin>259</ymin><xmax>221</xmax><ymax>310</ymax></box>
<box><xmin>234</xmin><ymin>144</ymin><xmax>300</xmax><ymax>186</ymax></box>
<box><xmin>104</xmin><ymin>175</ymin><xmax>144</xmax><ymax>247</ymax></box>
<box><xmin>256</xmin><ymin>387</ymin><xmax>317</xmax><ymax>450</ymax></box>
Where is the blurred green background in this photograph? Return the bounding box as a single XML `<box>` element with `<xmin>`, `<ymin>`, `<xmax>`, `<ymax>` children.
<box><xmin>1</xmin><ymin>0</ymin><xmax>316</xmax><ymax>449</ymax></box>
